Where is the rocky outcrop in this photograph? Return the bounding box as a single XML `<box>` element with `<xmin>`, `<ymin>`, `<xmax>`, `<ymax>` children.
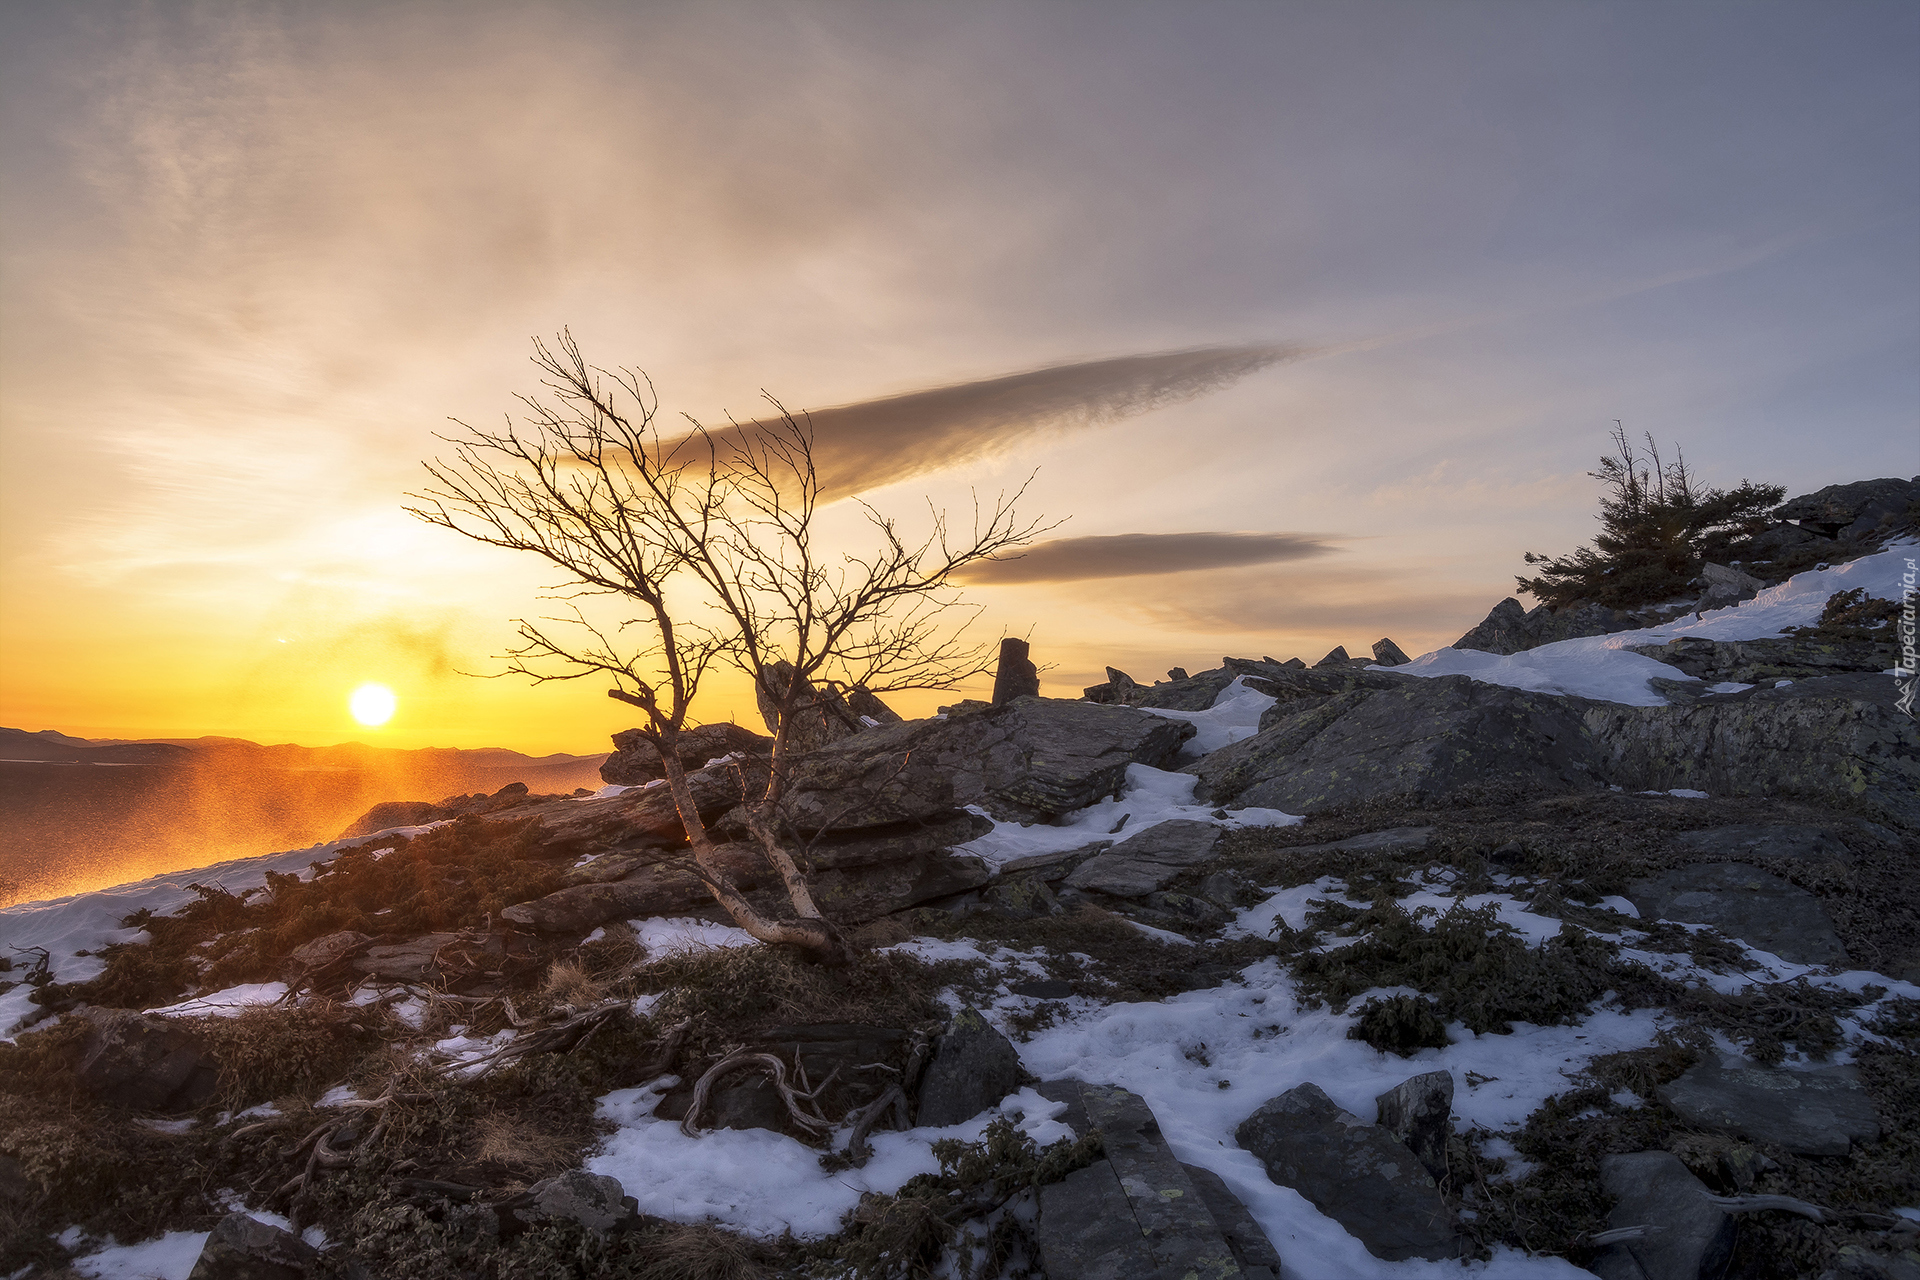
<box><xmin>284</xmin><ymin>930</ymin><xmax>372</xmax><ymax>973</ymax></box>
<box><xmin>1453</xmin><ymin>597</ymin><xmax>1643</xmax><ymax>655</ymax></box>
<box><xmin>915</xmin><ymin>1008</ymin><xmax>1025</xmax><ymax>1127</ymax></box>
<box><xmin>753</xmin><ymin>661</ymin><xmax>902</xmax><ymax>756</ymax></box>
<box><xmin>1774</xmin><ymin>477</ymin><xmax>1919</xmax><ymax>542</ymax></box>
<box><xmin>1582</xmin><ymin>674</ymin><xmax>1920</xmax><ymax>828</ymax></box>
<box><xmin>1175</xmin><ymin>666</ymin><xmax>1914</xmax><ymax>826</ymax></box>
<box><xmin>1371</xmin><ymin>637</ymin><xmax>1412</xmax><ymax>666</ymax></box>
<box><xmin>1628</xmin><ymin>634</ymin><xmax>1896</xmax><ymax>684</ymax></box>
<box><xmin>1036</xmin><ymin>1081</ymin><xmax>1273</xmax><ymax>1280</ymax></box>
<box><xmin>1185</xmin><ymin>675</ymin><xmax>1604</xmax><ymax>813</ymax></box>
<box><xmin>1625</xmin><ymin>864</ymin><xmax>1847</xmax><ymax>965</ymax></box>
<box><xmin>1179</xmin><ymin>1162</ymin><xmax>1284</xmax><ymax>1280</ymax></box>
<box><xmin>1235</xmin><ymin>1082</ymin><xmax>1457</xmax><ymax>1262</ymax></box>
<box><xmin>781</xmin><ymin>697</ymin><xmax>1193</xmax><ymax>825</ymax></box>
<box><xmin>187</xmin><ymin>1212</ymin><xmax>319</xmax><ymax>1280</ymax></box>
<box><xmin>599</xmin><ymin>723</ymin><xmax>772</xmax><ymax>786</ymax></box>
<box><xmin>1696</xmin><ymin>561</ymin><xmax>1768</xmax><ymax>609</ymax></box>
<box><xmin>503</xmin><ymin>818</ymin><xmax>992</xmax><ymax>934</ymax></box>
<box><xmin>1591</xmin><ymin>1152</ymin><xmax>1735</xmax><ymax>1280</ymax></box>
<box><xmin>338</xmin><ymin>782</ymin><xmax>572</xmax><ymax>839</ymax></box>
<box><xmin>1657</xmin><ymin>1059</ymin><xmax>1882</xmax><ymax>1156</ymax></box>
<box><xmin>523</xmin><ymin>756</ymin><xmax>770</xmax><ymax>856</ymax></box>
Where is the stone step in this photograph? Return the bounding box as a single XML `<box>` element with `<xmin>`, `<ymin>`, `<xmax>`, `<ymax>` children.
<box><xmin>1034</xmin><ymin>1080</ymin><xmax>1278</xmax><ymax>1280</ymax></box>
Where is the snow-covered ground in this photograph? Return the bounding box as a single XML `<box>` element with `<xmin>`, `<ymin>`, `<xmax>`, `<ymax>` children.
<box><xmin>1384</xmin><ymin>544</ymin><xmax>1913</xmax><ymax>705</ymax></box>
<box><xmin>10</xmin><ymin>543</ymin><xmax>1915</xmax><ymax>1278</ymax></box>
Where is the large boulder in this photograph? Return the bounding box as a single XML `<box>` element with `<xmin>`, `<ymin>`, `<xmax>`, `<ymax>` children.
<box><xmin>1590</xmin><ymin>1152</ymin><xmax>1735</xmax><ymax>1280</ymax></box>
<box><xmin>1062</xmin><ymin>820</ymin><xmax>1222</xmax><ymax>897</ymax></box>
<box><xmin>510</xmin><ymin>1170</ymin><xmax>639</xmax><ymax>1234</ymax></box>
<box><xmin>915</xmin><ymin>1008</ymin><xmax>1026</xmax><ymax>1127</ymax></box>
<box><xmin>1773</xmin><ymin>477</ymin><xmax>1919</xmax><ymax>541</ymax></box>
<box><xmin>782</xmin><ymin>697</ymin><xmax>1193</xmax><ymax>826</ymax></box>
<box><xmin>1186</xmin><ymin>676</ymin><xmax>1603</xmax><ymax>813</ymax></box>
<box><xmin>1656</xmin><ymin>1059</ymin><xmax>1881</xmax><ymax>1156</ymax></box>
<box><xmin>1696</xmin><ymin>562</ymin><xmax>1769</xmax><ymax>609</ymax></box>
<box><xmin>1235</xmin><ymin>1082</ymin><xmax>1457</xmax><ymax>1262</ymax></box>
<box><xmin>1374</xmin><ymin>1070</ymin><xmax>1453</xmax><ymax>1182</ymax></box>
<box><xmin>73</xmin><ymin>1009</ymin><xmax>219</xmax><ymax>1113</ymax></box>
<box><xmin>600</xmin><ymin>722</ymin><xmax>772</xmax><ymax>786</ymax></box>
<box><xmin>1625</xmin><ymin>863</ymin><xmax>1847</xmax><ymax>965</ymax></box>
<box><xmin>187</xmin><ymin>1213</ymin><xmax>319</xmax><ymax>1280</ymax></box>
<box><xmin>1582</xmin><ymin>674</ymin><xmax>1920</xmax><ymax>829</ymax></box>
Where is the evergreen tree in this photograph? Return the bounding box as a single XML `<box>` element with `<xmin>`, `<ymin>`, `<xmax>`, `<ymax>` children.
<box><xmin>1516</xmin><ymin>426</ymin><xmax>1783</xmax><ymax>610</ymax></box>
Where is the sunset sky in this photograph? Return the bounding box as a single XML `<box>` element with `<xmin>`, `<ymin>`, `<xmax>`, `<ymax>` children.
<box><xmin>2</xmin><ymin>1</ymin><xmax>1915</xmax><ymax>756</ymax></box>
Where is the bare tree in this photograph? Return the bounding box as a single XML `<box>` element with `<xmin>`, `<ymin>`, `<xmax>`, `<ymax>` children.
<box><xmin>407</xmin><ymin>333</ymin><xmax>1044</xmax><ymax>962</ymax></box>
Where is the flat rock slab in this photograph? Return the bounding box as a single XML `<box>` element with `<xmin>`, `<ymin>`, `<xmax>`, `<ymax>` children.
<box><xmin>1670</xmin><ymin>825</ymin><xmax>1853</xmax><ymax>864</ymax></box>
<box><xmin>1034</xmin><ymin>1080</ymin><xmax>1267</xmax><ymax>1280</ymax></box>
<box><xmin>1591</xmin><ymin>1151</ymin><xmax>1734</xmax><ymax>1280</ymax></box>
<box><xmin>348</xmin><ymin>933</ymin><xmax>463</xmax><ymax>982</ymax></box>
<box><xmin>1181</xmin><ymin>1163</ymin><xmax>1282</xmax><ymax>1280</ymax></box>
<box><xmin>1657</xmin><ymin>1059</ymin><xmax>1881</xmax><ymax>1156</ymax></box>
<box><xmin>1235</xmin><ymin>1082</ymin><xmax>1456</xmax><ymax>1262</ymax></box>
<box><xmin>1626</xmin><ymin>863</ymin><xmax>1846</xmax><ymax>965</ymax></box>
<box><xmin>1279</xmin><ymin>827</ymin><xmax>1435</xmax><ymax>858</ymax></box>
<box><xmin>1063</xmin><ymin>820</ymin><xmax>1222</xmax><ymax>897</ymax></box>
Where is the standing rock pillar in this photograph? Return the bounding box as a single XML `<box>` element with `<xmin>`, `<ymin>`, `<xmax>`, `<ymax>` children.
<box><xmin>991</xmin><ymin>637</ymin><xmax>1040</xmax><ymax>704</ymax></box>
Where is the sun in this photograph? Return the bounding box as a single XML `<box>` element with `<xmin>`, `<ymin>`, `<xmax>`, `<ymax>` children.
<box><xmin>348</xmin><ymin>682</ymin><xmax>397</xmax><ymax>727</ymax></box>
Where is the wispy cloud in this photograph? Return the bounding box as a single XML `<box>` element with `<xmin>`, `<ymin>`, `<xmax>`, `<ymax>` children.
<box><xmin>955</xmin><ymin>531</ymin><xmax>1339</xmax><ymax>584</ymax></box>
<box><xmin>703</xmin><ymin>344</ymin><xmax>1314</xmax><ymax>497</ymax></box>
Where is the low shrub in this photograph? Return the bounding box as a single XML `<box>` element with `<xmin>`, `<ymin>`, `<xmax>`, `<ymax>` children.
<box><xmin>1283</xmin><ymin>900</ymin><xmax>1652</xmax><ymax>1034</ymax></box>
<box><xmin>1348</xmin><ymin>994</ymin><xmax>1450</xmax><ymax>1056</ymax></box>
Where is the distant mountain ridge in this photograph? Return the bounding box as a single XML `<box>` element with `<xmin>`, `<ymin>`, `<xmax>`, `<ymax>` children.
<box><xmin>0</xmin><ymin>726</ymin><xmax>604</xmax><ymax>770</ymax></box>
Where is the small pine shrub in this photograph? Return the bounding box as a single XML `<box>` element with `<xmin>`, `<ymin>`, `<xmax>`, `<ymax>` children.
<box><xmin>1516</xmin><ymin>427</ymin><xmax>1783</xmax><ymax>610</ymax></box>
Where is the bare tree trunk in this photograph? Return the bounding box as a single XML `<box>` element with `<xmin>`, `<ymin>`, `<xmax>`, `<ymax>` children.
<box><xmin>653</xmin><ymin>745</ymin><xmax>849</xmax><ymax>964</ymax></box>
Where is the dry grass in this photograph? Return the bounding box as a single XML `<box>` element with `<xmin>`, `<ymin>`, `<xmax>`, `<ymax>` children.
<box><xmin>631</xmin><ymin>1223</ymin><xmax>768</xmax><ymax>1280</ymax></box>
<box><xmin>539</xmin><ymin>958</ymin><xmax>610</xmax><ymax>1010</ymax></box>
<box><xmin>467</xmin><ymin>1111</ymin><xmax>579</xmax><ymax>1178</ymax></box>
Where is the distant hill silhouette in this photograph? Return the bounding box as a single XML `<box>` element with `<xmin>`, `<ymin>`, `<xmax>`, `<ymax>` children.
<box><xmin>0</xmin><ymin>727</ymin><xmax>610</xmax><ymax>905</ymax></box>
